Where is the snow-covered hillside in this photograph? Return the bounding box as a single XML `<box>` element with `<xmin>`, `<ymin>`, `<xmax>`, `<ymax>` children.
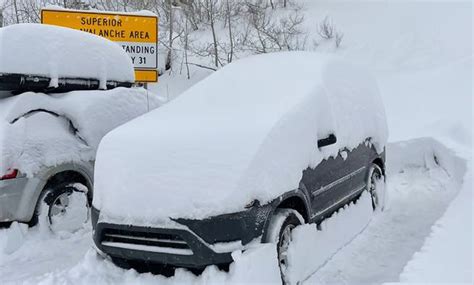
<box><xmin>0</xmin><ymin>1</ymin><xmax>471</xmax><ymax>284</ymax></box>
<box><xmin>153</xmin><ymin>0</ymin><xmax>472</xmax><ymax>145</ymax></box>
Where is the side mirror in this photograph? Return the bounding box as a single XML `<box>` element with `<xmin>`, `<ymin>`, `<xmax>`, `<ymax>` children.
<box><xmin>318</xmin><ymin>134</ymin><xmax>337</xmax><ymax>148</ymax></box>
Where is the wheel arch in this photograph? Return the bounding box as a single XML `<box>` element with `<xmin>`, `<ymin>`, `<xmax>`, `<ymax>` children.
<box><xmin>43</xmin><ymin>170</ymin><xmax>92</xmax><ymax>192</ymax></box>
<box><xmin>274</xmin><ymin>193</ymin><xmax>310</xmax><ymax>223</ymax></box>
<box><xmin>372</xmin><ymin>157</ymin><xmax>385</xmax><ymax>176</ymax></box>
<box><xmin>25</xmin><ymin>162</ymin><xmax>94</xmax><ymax>224</ymax></box>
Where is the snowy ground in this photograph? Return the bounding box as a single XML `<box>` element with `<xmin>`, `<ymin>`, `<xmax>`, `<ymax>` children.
<box><xmin>305</xmin><ymin>140</ymin><xmax>465</xmax><ymax>284</ymax></box>
<box><xmin>0</xmin><ymin>226</ymin><xmax>92</xmax><ymax>283</ymax></box>
<box><xmin>0</xmin><ymin>137</ymin><xmax>469</xmax><ymax>284</ymax></box>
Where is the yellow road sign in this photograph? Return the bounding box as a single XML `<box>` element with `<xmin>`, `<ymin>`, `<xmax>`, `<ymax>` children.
<box><xmin>135</xmin><ymin>69</ymin><xmax>158</xmax><ymax>82</ymax></box>
<box><xmin>41</xmin><ymin>9</ymin><xmax>158</xmax><ymax>83</ymax></box>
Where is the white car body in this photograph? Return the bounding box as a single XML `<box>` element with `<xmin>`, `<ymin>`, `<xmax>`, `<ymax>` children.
<box><xmin>0</xmin><ymin>88</ymin><xmax>161</xmax><ymax>223</ymax></box>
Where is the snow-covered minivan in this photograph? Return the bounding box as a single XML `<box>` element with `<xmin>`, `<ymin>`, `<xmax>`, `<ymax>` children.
<box><xmin>91</xmin><ymin>52</ymin><xmax>388</xmax><ymax>281</ymax></box>
<box><xmin>0</xmin><ymin>24</ymin><xmax>160</xmax><ymax>232</ymax></box>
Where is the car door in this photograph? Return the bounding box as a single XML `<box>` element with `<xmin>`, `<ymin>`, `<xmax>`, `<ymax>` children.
<box><xmin>345</xmin><ymin>140</ymin><xmax>376</xmax><ymax>193</ymax></box>
<box><xmin>302</xmin><ymin>135</ymin><xmax>370</xmax><ymax>221</ymax></box>
<box><xmin>301</xmin><ymin>134</ymin><xmax>349</xmax><ymax>220</ymax></box>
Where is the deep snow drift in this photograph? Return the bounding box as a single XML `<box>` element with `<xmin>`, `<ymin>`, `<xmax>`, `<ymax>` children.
<box><xmin>0</xmin><ymin>24</ymin><xmax>135</xmax><ymax>85</ymax></box>
<box><xmin>93</xmin><ymin>52</ymin><xmax>388</xmax><ymax>223</ymax></box>
<box><xmin>287</xmin><ymin>191</ymin><xmax>374</xmax><ymax>284</ymax></box>
<box><xmin>398</xmin><ymin>141</ymin><xmax>472</xmax><ymax>283</ymax></box>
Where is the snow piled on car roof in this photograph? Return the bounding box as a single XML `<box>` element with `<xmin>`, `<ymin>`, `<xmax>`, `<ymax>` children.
<box><xmin>93</xmin><ymin>52</ymin><xmax>388</xmax><ymax>223</ymax></box>
<box><xmin>0</xmin><ymin>24</ymin><xmax>134</xmax><ymax>86</ymax></box>
<box><xmin>0</xmin><ymin>88</ymin><xmax>161</xmax><ymax>176</ymax></box>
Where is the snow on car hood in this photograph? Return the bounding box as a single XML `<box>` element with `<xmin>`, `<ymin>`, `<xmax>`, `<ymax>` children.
<box><xmin>93</xmin><ymin>52</ymin><xmax>388</xmax><ymax>224</ymax></box>
<box><xmin>0</xmin><ymin>88</ymin><xmax>161</xmax><ymax>176</ymax></box>
<box><xmin>0</xmin><ymin>23</ymin><xmax>134</xmax><ymax>85</ymax></box>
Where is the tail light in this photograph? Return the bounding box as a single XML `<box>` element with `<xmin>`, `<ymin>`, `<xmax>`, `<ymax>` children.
<box><xmin>0</xmin><ymin>169</ymin><xmax>18</xmax><ymax>180</ymax></box>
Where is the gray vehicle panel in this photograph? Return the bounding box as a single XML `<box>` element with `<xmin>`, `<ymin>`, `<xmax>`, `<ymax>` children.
<box><xmin>0</xmin><ymin>160</ymin><xmax>94</xmax><ymax>223</ymax></box>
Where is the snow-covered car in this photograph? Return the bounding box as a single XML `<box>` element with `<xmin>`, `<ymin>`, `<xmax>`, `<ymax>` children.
<box><xmin>0</xmin><ymin>24</ymin><xmax>134</xmax><ymax>94</ymax></box>
<box><xmin>0</xmin><ymin>24</ymin><xmax>160</xmax><ymax>232</ymax></box>
<box><xmin>91</xmin><ymin>52</ymin><xmax>388</xmax><ymax>280</ymax></box>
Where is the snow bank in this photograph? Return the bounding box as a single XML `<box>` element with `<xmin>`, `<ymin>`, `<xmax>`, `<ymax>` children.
<box><xmin>304</xmin><ymin>138</ymin><xmax>462</xmax><ymax>284</ymax></box>
<box><xmin>399</xmin><ymin>143</ymin><xmax>472</xmax><ymax>283</ymax></box>
<box><xmin>400</xmin><ymin>167</ymin><xmax>472</xmax><ymax>283</ymax></box>
<box><xmin>93</xmin><ymin>52</ymin><xmax>388</xmax><ymax>223</ymax></box>
<box><xmin>379</xmin><ymin>137</ymin><xmax>472</xmax><ymax>283</ymax></box>
<box><xmin>0</xmin><ymin>222</ymin><xmax>28</xmax><ymax>255</ymax></box>
<box><xmin>3</xmin><ymin>137</ymin><xmax>463</xmax><ymax>284</ymax></box>
<box><xmin>29</xmin><ymin>245</ymin><xmax>280</xmax><ymax>285</ymax></box>
<box><xmin>387</xmin><ymin>137</ymin><xmax>467</xmax><ymax>185</ymax></box>
<box><xmin>0</xmin><ymin>24</ymin><xmax>134</xmax><ymax>85</ymax></box>
<box><xmin>0</xmin><ymin>87</ymin><xmax>161</xmax><ymax>176</ymax></box>
<box><xmin>0</xmin><ymin>221</ymin><xmax>93</xmax><ymax>284</ymax></box>
<box><xmin>286</xmin><ymin>191</ymin><xmax>373</xmax><ymax>283</ymax></box>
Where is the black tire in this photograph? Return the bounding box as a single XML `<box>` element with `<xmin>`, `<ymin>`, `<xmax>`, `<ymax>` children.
<box><xmin>368</xmin><ymin>163</ymin><xmax>385</xmax><ymax>211</ymax></box>
<box><xmin>31</xmin><ymin>182</ymin><xmax>90</xmax><ymax>232</ymax></box>
<box><xmin>264</xmin><ymin>209</ymin><xmax>303</xmax><ymax>284</ymax></box>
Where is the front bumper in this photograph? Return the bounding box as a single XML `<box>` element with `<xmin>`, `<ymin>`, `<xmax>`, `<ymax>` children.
<box><xmin>92</xmin><ymin>204</ymin><xmax>273</xmax><ymax>268</ymax></box>
<box><xmin>0</xmin><ymin>177</ymin><xmax>31</xmax><ymax>222</ymax></box>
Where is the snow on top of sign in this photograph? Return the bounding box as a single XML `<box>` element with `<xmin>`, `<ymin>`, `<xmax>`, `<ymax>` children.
<box><xmin>0</xmin><ymin>24</ymin><xmax>135</xmax><ymax>85</ymax></box>
<box><xmin>43</xmin><ymin>5</ymin><xmax>158</xmax><ymax>17</ymax></box>
<box><xmin>93</xmin><ymin>52</ymin><xmax>388</xmax><ymax>223</ymax></box>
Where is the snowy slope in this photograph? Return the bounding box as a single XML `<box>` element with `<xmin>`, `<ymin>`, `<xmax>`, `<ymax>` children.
<box><xmin>304</xmin><ymin>1</ymin><xmax>472</xmax><ymax>282</ymax></box>
<box><xmin>303</xmin><ymin>0</ymin><xmax>471</xmax><ymax>143</ymax></box>
<box><xmin>151</xmin><ymin>2</ymin><xmax>472</xmax><ymax>143</ymax></box>
<box><xmin>302</xmin><ymin>1</ymin><xmax>472</xmax><ymax>282</ymax></box>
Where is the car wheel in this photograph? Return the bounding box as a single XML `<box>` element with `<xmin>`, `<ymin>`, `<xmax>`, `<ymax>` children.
<box><xmin>368</xmin><ymin>163</ymin><xmax>385</xmax><ymax>211</ymax></box>
<box><xmin>264</xmin><ymin>209</ymin><xmax>303</xmax><ymax>284</ymax></box>
<box><xmin>34</xmin><ymin>183</ymin><xmax>90</xmax><ymax>233</ymax></box>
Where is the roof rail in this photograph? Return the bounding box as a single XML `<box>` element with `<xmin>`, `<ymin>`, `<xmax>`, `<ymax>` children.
<box><xmin>0</xmin><ymin>73</ymin><xmax>133</xmax><ymax>94</ymax></box>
